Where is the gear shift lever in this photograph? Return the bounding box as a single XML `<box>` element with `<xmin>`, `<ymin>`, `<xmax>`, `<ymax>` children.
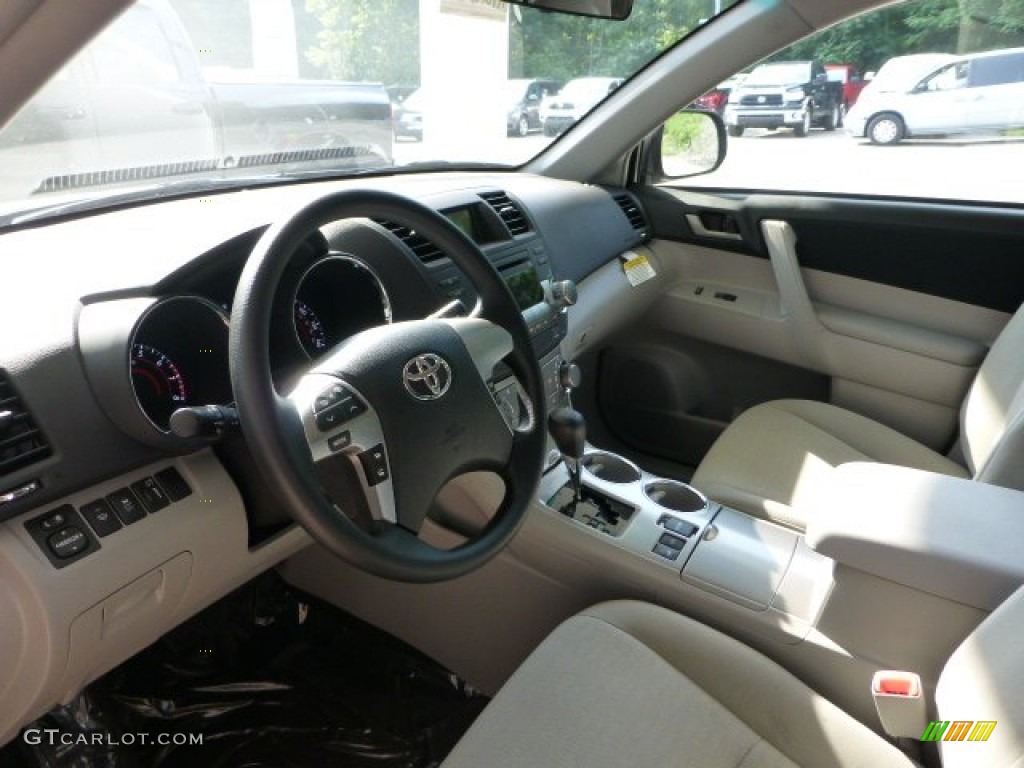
<box><xmin>548</xmin><ymin>406</ymin><xmax>586</xmax><ymax>507</ymax></box>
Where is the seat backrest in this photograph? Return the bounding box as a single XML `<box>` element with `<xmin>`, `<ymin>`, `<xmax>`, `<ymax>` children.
<box><xmin>936</xmin><ymin>586</ymin><xmax>1024</xmax><ymax>767</ymax></box>
<box><xmin>961</xmin><ymin>304</ymin><xmax>1024</xmax><ymax>491</ymax></box>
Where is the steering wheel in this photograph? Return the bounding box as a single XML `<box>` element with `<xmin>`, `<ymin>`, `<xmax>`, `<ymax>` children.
<box><xmin>229</xmin><ymin>189</ymin><xmax>547</xmax><ymax>582</ymax></box>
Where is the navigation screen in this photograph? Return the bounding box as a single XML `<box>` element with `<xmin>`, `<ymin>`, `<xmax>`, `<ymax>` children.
<box><xmin>503</xmin><ymin>266</ymin><xmax>544</xmax><ymax>310</ymax></box>
<box><xmin>444</xmin><ymin>207</ymin><xmax>476</xmax><ymax>241</ymax></box>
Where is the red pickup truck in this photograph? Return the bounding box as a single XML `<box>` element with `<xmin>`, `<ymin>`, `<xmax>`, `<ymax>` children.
<box><xmin>825</xmin><ymin>64</ymin><xmax>869</xmax><ymax>115</ymax></box>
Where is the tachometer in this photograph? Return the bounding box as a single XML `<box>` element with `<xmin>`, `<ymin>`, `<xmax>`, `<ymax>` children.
<box><xmin>130</xmin><ymin>343</ymin><xmax>188</xmax><ymax>429</ymax></box>
<box><xmin>294</xmin><ymin>299</ymin><xmax>329</xmax><ymax>357</ymax></box>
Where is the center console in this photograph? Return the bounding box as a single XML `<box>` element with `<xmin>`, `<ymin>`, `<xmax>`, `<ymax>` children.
<box><xmin>537</xmin><ymin>444</ymin><xmax>834</xmax><ymax>636</ymax></box>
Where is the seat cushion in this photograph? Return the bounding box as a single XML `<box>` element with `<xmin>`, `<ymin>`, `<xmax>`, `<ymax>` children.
<box><xmin>441</xmin><ymin>601</ymin><xmax>914</xmax><ymax>768</ymax></box>
<box><xmin>692</xmin><ymin>399</ymin><xmax>969</xmax><ymax>530</ymax></box>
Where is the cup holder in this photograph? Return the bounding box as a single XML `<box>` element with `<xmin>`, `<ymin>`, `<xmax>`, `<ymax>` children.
<box><xmin>581</xmin><ymin>452</ymin><xmax>642</xmax><ymax>484</ymax></box>
<box><xmin>644</xmin><ymin>480</ymin><xmax>708</xmax><ymax>514</ymax></box>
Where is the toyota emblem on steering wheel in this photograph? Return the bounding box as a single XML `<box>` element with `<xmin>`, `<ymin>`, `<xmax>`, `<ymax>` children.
<box><xmin>402</xmin><ymin>353</ymin><xmax>452</xmax><ymax>401</ymax></box>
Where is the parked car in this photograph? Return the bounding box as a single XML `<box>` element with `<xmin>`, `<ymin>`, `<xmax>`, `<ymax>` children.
<box><xmin>846</xmin><ymin>47</ymin><xmax>1024</xmax><ymax>144</ymax></box>
<box><xmin>825</xmin><ymin>63</ymin><xmax>869</xmax><ymax>114</ymax></box>
<box><xmin>393</xmin><ymin>87</ymin><xmax>424</xmax><ymax>141</ymax></box>
<box><xmin>540</xmin><ymin>76</ymin><xmax>623</xmax><ymax>136</ymax></box>
<box><xmin>692</xmin><ymin>74</ymin><xmax>746</xmax><ymax>115</ymax></box>
<box><xmin>0</xmin><ymin>0</ymin><xmax>393</xmax><ymax>201</ymax></box>
<box><xmin>724</xmin><ymin>59</ymin><xmax>845</xmax><ymax>136</ymax></box>
<box><xmin>505</xmin><ymin>78</ymin><xmax>563</xmax><ymax>137</ymax></box>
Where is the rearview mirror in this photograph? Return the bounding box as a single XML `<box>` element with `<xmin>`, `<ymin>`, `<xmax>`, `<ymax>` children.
<box><xmin>655</xmin><ymin>110</ymin><xmax>726</xmax><ymax>180</ymax></box>
<box><xmin>503</xmin><ymin>0</ymin><xmax>633</xmax><ymax>20</ymax></box>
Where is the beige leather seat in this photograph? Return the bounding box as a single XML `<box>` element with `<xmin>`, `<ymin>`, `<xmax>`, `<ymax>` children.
<box><xmin>442</xmin><ymin>594</ymin><xmax>1024</xmax><ymax>768</ymax></box>
<box><xmin>691</xmin><ymin>307</ymin><xmax>1024</xmax><ymax>530</ymax></box>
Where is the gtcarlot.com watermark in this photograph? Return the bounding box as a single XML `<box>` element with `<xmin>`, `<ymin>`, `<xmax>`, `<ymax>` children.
<box><xmin>24</xmin><ymin>729</ymin><xmax>203</xmax><ymax>747</ymax></box>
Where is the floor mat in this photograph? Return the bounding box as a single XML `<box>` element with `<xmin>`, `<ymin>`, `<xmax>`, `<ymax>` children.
<box><xmin>5</xmin><ymin>572</ymin><xmax>487</xmax><ymax>768</ymax></box>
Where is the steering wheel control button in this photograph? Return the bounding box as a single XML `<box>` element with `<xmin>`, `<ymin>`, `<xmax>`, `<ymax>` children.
<box><xmin>358</xmin><ymin>444</ymin><xmax>389</xmax><ymax>486</ymax></box>
<box><xmin>314</xmin><ymin>383</ymin><xmax>356</xmax><ymax>413</ymax></box>
<box><xmin>328</xmin><ymin>430</ymin><xmax>352</xmax><ymax>453</ymax></box>
<box><xmin>652</xmin><ymin>543</ymin><xmax>682</xmax><ymax>561</ymax></box>
<box><xmin>155</xmin><ymin>466</ymin><xmax>192</xmax><ymax>501</ymax></box>
<box><xmin>658</xmin><ymin>532</ymin><xmax>687</xmax><ymax>550</ymax></box>
<box><xmin>660</xmin><ymin>516</ymin><xmax>698</xmax><ymax>539</ymax></box>
<box><xmin>107</xmin><ymin>488</ymin><xmax>146</xmax><ymax>525</ymax></box>
<box><xmin>131</xmin><ymin>476</ymin><xmax>170</xmax><ymax>513</ymax></box>
<box><xmin>402</xmin><ymin>353</ymin><xmax>452</xmax><ymax>401</ymax></box>
<box><xmin>314</xmin><ymin>386</ymin><xmax>367</xmax><ymax>432</ymax></box>
<box><xmin>48</xmin><ymin>526</ymin><xmax>89</xmax><ymax>559</ymax></box>
<box><xmin>80</xmin><ymin>499</ymin><xmax>122</xmax><ymax>537</ymax></box>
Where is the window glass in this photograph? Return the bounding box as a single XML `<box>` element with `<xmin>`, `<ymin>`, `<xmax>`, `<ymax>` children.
<box><xmin>680</xmin><ymin>0</ymin><xmax>1024</xmax><ymax>204</ymax></box>
<box><xmin>91</xmin><ymin>6</ymin><xmax>181</xmax><ymax>85</ymax></box>
<box><xmin>970</xmin><ymin>52</ymin><xmax>1024</xmax><ymax>87</ymax></box>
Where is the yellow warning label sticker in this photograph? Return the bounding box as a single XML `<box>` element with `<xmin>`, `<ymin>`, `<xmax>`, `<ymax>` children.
<box><xmin>622</xmin><ymin>251</ymin><xmax>656</xmax><ymax>286</ymax></box>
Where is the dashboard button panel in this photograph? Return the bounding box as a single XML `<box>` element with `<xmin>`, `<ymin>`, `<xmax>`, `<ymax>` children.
<box><xmin>80</xmin><ymin>499</ymin><xmax>122</xmax><ymax>537</ymax></box>
<box><xmin>131</xmin><ymin>476</ymin><xmax>170</xmax><ymax>513</ymax></box>
<box><xmin>24</xmin><ymin>505</ymin><xmax>100</xmax><ymax>568</ymax></box>
<box><xmin>48</xmin><ymin>526</ymin><xmax>89</xmax><ymax>559</ymax></box>
<box><xmin>154</xmin><ymin>467</ymin><xmax>192</xmax><ymax>501</ymax></box>
<box><xmin>107</xmin><ymin>488</ymin><xmax>146</xmax><ymax>525</ymax></box>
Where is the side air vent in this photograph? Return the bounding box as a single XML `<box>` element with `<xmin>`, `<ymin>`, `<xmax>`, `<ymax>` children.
<box><xmin>613</xmin><ymin>193</ymin><xmax>648</xmax><ymax>234</ymax></box>
<box><xmin>376</xmin><ymin>220</ymin><xmax>447</xmax><ymax>265</ymax></box>
<box><xmin>0</xmin><ymin>372</ymin><xmax>51</xmax><ymax>478</ymax></box>
<box><xmin>479</xmin><ymin>191</ymin><xmax>531</xmax><ymax>236</ymax></box>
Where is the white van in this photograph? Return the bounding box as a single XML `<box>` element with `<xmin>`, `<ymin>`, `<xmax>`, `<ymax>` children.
<box><xmin>846</xmin><ymin>47</ymin><xmax>1024</xmax><ymax>144</ymax></box>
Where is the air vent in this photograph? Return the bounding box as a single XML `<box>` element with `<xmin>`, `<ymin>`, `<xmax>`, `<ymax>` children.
<box><xmin>480</xmin><ymin>191</ymin><xmax>531</xmax><ymax>236</ymax></box>
<box><xmin>376</xmin><ymin>220</ymin><xmax>447</xmax><ymax>265</ymax></box>
<box><xmin>0</xmin><ymin>372</ymin><xmax>51</xmax><ymax>478</ymax></box>
<box><xmin>613</xmin><ymin>193</ymin><xmax>648</xmax><ymax>234</ymax></box>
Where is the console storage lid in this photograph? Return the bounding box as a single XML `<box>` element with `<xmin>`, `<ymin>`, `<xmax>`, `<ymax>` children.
<box><xmin>804</xmin><ymin>462</ymin><xmax>1024</xmax><ymax>611</ymax></box>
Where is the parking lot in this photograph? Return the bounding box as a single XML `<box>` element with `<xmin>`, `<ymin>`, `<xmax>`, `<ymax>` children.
<box><xmin>395</xmin><ymin>127</ymin><xmax>1024</xmax><ymax>203</ymax></box>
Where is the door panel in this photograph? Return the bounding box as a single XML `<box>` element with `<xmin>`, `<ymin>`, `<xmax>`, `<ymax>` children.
<box><xmin>592</xmin><ymin>189</ymin><xmax>1019</xmax><ymax>464</ymax></box>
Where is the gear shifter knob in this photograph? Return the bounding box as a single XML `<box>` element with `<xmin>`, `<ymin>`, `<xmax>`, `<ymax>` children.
<box><xmin>548</xmin><ymin>406</ymin><xmax>586</xmax><ymax>461</ymax></box>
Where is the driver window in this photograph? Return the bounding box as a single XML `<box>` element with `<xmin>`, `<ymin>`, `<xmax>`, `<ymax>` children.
<box><xmin>922</xmin><ymin>62</ymin><xmax>968</xmax><ymax>91</ymax></box>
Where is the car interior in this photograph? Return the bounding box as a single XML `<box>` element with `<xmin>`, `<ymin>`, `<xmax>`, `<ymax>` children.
<box><xmin>1</xmin><ymin>0</ymin><xmax>1023</xmax><ymax>766</ymax></box>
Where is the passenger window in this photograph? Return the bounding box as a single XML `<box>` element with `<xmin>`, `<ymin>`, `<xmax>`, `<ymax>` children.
<box><xmin>970</xmin><ymin>53</ymin><xmax>1024</xmax><ymax>87</ymax></box>
<box><xmin>676</xmin><ymin>0</ymin><xmax>1024</xmax><ymax>204</ymax></box>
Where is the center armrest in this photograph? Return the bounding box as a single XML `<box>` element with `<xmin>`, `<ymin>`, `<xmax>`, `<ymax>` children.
<box><xmin>804</xmin><ymin>462</ymin><xmax>1024</xmax><ymax>610</ymax></box>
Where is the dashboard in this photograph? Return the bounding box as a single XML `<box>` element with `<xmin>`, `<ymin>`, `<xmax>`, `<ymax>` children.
<box><xmin>0</xmin><ymin>172</ymin><xmax>650</xmax><ymax>741</ymax></box>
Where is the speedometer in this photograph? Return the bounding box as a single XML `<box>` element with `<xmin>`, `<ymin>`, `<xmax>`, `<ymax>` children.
<box><xmin>294</xmin><ymin>299</ymin><xmax>329</xmax><ymax>357</ymax></box>
<box><xmin>130</xmin><ymin>343</ymin><xmax>188</xmax><ymax>429</ymax></box>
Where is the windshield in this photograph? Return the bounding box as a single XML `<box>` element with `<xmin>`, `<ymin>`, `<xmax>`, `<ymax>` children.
<box><xmin>744</xmin><ymin>62</ymin><xmax>812</xmax><ymax>85</ymax></box>
<box><xmin>0</xmin><ymin>0</ymin><xmax>739</xmax><ymax>220</ymax></box>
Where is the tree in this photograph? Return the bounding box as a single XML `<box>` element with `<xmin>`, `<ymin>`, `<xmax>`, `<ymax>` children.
<box><xmin>304</xmin><ymin>0</ymin><xmax>420</xmax><ymax>85</ymax></box>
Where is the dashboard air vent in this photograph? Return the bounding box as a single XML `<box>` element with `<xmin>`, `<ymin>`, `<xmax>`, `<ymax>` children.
<box><xmin>480</xmin><ymin>191</ymin><xmax>531</xmax><ymax>236</ymax></box>
<box><xmin>0</xmin><ymin>371</ymin><xmax>51</xmax><ymax>478</ymax></box>
<box><xmin>613</xmin><ymin>193</ymin><xmax>648</xmax><ymax>234</ymax></box>
<box><xmin>376</xmin><ymin>220</ymin><xmax>446</xmax><ymax>265</ymax></box>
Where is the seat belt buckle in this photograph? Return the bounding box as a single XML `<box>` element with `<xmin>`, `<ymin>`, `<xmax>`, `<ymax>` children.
<box><xmin>871</xmin><ymin>670</ymin><xmax>926</xmax><ymax>739</ymax></box>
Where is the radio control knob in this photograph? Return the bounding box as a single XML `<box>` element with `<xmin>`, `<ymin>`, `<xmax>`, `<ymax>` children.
<box><xmin>558</xmin><ymin>361</ymin><xmax>581</xmax><ymax>391</ymax></box>
<box><xmin>544</xmin><ymin>279</ymin><xmax>577</xmax><ymax>309</ymax></box>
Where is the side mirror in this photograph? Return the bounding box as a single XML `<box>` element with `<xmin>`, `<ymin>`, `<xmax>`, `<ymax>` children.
<box><xmin>654</xmin><ymin>109</ymin><xmax>727</xmax><ymax>180</ymax></box>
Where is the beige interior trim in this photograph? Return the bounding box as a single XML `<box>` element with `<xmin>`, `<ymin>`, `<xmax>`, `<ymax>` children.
<box><xmin>805</xmin><ymin>462</ymin><xmax>1024</xmax><ymax>610</ymax></box>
